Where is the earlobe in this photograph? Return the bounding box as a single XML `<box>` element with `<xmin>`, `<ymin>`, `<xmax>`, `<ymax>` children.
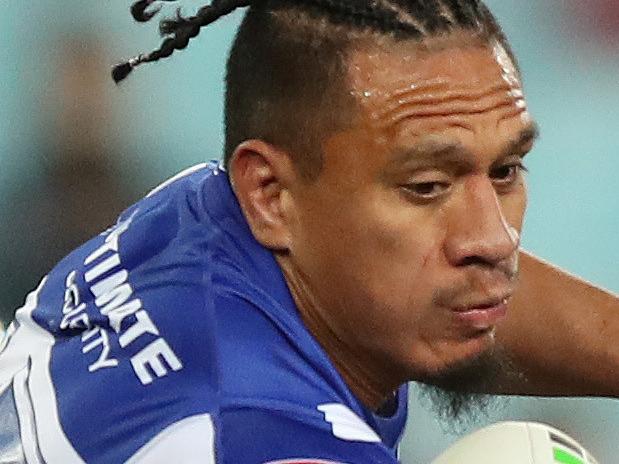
<box><xmin>229</xmin><ymin>140</ymin><xmax>295</xmax><ymax>251</ymax></box>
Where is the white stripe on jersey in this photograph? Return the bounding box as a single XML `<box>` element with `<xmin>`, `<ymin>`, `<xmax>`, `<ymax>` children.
<box><xmin>126</xmin><ymin>413</ymin><xmax>215</xmax><ymax>464</ymax></box>
<box><xmin>146</xmin><ymin>163</ymin><xmax>208</xmax><ymax>198</ymax></box>
<box><xmin>0</xmin><ymin>278</ymin><xmax>84</xmax><ymax>464</ymax></box>
<box><xmin>317</xmin><ymin>404</ymin><xmax>381</xmax><ymax>443</ymax></box>
<box><xmin>14</xmin><ymin>365</ymin><xmax>43</xmax><ymax>464</ymax></box>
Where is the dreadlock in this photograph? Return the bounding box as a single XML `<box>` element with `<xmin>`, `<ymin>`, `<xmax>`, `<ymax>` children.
<box><xmin>113</xmin><ymin>0</ymin><xmax>517</xmax><ymax>176</ymax></box>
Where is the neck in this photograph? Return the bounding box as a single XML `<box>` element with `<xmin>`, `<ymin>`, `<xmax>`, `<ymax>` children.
<box><xmin>276</xmin><ymin>255</ymin><xmax>401</xmax><ymax>411</ymax></box>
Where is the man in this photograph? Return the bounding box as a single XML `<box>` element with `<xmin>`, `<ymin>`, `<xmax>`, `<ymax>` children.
<box><xmin>0</xmin><ymin>0</ymin><xmax>617</xmax><ymax>462</ymax></box>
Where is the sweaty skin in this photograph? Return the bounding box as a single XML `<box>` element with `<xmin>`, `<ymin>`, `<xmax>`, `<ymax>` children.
<box><xmin>230</xmin><ymin>34</ymin><xmax>619</xmax><ymax>410</ymax></box>
<box><xmin>275</xmin><ymin>37</ymin><xmax>535</xmax><ymax>409</ymax></box>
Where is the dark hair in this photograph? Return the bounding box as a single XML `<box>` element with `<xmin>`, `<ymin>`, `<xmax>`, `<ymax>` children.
<box><xmin>114</xmin><ymin>0</ymin><xmax>516</xmax><ymax>177</ymax></box>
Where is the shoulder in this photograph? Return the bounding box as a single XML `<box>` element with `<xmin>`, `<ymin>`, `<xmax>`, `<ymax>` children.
<box><xmin>35</xmin><ymin>163</ymin><xmax>220</xmax><ymax>336</ymax></box>
<box><xmin>0</xmin><ymin>162</ymin><xmax>403</xmax><ymax>463</ymax></box>
<box><xmin>0</xmin><ymin>164</ymin><xmax>226</xmax><ymax>463</ymax></box>
<box><xmin>31</xmin><ymin>163</ymin><xmax>219</xmax><ymax>362</ymax></box>
<box><xmin>38</xmin><ymin>162</ymin><xmax>224</xmax><ymax>388</ymax></box>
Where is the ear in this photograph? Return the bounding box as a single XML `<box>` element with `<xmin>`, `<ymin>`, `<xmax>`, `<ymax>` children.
<box><xmin>228</xmin><ymin>139</ymin><xmax>297</xmax><ymax>251</ymax></box>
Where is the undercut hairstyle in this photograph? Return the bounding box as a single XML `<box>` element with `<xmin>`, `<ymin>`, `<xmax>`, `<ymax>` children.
<box><xmin>115</xmin><ymin>0</ymin><xmax>518</xmax><ymax>178</ymax></box>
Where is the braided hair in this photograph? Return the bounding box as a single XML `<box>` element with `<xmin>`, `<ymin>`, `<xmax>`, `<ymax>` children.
<box><xmin>114</xmin><ymin>0</ymin><xmax>513</xmax><ymax>82</ymax></box>
<box><xmin>114</xmin><ymin>0</ymin><xmax>517</xmax><ymax>175</ymax></box>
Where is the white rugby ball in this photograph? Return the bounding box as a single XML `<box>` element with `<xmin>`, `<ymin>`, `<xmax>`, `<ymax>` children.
<box><xmin>431</xmin><ymin>421</ymin><xmax>599</xmax><ymax>464</ymax></box>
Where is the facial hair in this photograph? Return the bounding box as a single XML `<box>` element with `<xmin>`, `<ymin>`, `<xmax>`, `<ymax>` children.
<box><xmin>415</xmin><ymin>344</ymin><xmax>523</xmax><ymax>430</ymax></box>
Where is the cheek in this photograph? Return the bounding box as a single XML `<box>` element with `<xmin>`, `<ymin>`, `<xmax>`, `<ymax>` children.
<box><xmin>363</xmin><ymin>211</ymin><xmax>437</xmax><ymax>285</ymax></box>
<box><xmin>291</xmin><ymin>187</ymin><xmax>448</xmax><ymax>348</ymax></box>
<box><xmin>330</xmin><ymin>197</ymin><xmax>443</xmax><ymax>317</ymax></box>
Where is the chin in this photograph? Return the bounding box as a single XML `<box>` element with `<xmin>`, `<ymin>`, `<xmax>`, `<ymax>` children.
<box><xmin>413</xmin><ymin>341</ymin><xmax>518</xmax><ymax>425</ymax></box>
<box><xmin>454</xmin><ymin>326</ymin><xmax>498</xmax><ymax>361</ymax></box>
<box><xmin>418</xmin><ymin>338</ymin><xmax>513</xmax><ymax>392</ymax></box>
<box><xmin>400</xmin><ymin>327</ymin><xmax>500</xmax><ymax>385</ymax></box>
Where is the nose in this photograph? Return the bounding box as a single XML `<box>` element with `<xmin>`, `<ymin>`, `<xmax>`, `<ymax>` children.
<box><xmin>444</xmin><ymin>178</ymin><xmax>519</xmax><ymax>268</ymax></box>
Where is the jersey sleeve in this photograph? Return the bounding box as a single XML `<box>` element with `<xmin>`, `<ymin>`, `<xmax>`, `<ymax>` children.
<box><xmin>217</xmin><ymin>402</ymin><xmax>400</xmax><ymax>464</ymax></box>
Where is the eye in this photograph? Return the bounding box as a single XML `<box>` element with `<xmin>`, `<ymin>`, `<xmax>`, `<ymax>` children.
<box><xmin>402</xmin><ymin>181</ymin><xmax>451</xmax><ymax>200</ymax></box>
<box><xmin>490</xmin><ymin>162</ymin><xmax>528</xmax><ymax>186</ymax></box>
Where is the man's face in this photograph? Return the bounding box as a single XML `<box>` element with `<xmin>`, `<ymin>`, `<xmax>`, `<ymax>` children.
<box><xmin>285</xmin><ymin>38</ymin><xmax>536</xmax><ymax>387</ymax></box>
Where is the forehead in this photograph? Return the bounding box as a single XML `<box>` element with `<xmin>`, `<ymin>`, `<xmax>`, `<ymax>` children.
<box><xmin>345</xmin><ymin>36</ymin><xmax>523</xmax><ymax>120</ymax></box>
<box><xmin>317</xmin><ymin>36</ymin><xmax>534</xmax><ymax>178</ymax></box>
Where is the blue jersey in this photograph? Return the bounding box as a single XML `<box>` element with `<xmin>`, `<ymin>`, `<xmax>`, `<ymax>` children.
<box><xmin>0</xmin><ymin>163</ymin><xmax>407</xmax><ymax>463</ymax></box>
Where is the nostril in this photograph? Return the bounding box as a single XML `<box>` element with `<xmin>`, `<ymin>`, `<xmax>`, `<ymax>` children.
<box><xmin>458</xmin><ymin>255</ymin><xmax>487</xmax><ymax>267</ymax></box>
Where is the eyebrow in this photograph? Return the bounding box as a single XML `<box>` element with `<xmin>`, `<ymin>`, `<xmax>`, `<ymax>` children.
<box><xmin>391</xmin><ymin>122</ymin><xmax>540</xmax><ymax>169</ymax></box>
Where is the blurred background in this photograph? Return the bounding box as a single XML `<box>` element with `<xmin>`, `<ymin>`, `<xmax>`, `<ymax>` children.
<box><xmin>0</xmin><ymin>0</ymin><xmax>617</xmax><ymax>461</ymax></box>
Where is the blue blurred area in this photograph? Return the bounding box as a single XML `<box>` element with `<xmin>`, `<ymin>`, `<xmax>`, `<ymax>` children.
<box><xmin>0</xmin><ymin>0</ymin><xmax>617</xmax><ymax>461</ymax></box>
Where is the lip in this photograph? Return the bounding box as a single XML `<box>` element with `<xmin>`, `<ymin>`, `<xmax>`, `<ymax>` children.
<box><xmin>450</xmin><ymin>299</ymin><xmax>509</xmax><ymax>331</ymax></box>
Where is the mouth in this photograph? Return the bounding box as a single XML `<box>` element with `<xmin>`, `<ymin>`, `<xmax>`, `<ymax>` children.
<box><xmin>450</xmin><ymin>296</ymin><xmax>511</xmax><ymax>331</ymax></box>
